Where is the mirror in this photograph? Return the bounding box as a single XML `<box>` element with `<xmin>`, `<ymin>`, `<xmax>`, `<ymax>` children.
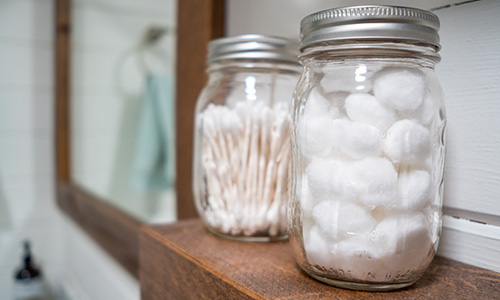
<box><xmin>70</xmin><ymin>0</ymin><xmax>177</xmax><ymax>224</ymax></box>
<box><xmin>57</xmin><ymin>0</ymin><xmax>224</xmax><ymax>275</ymax></box>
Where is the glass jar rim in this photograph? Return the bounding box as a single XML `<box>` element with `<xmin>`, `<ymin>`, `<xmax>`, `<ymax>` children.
<box><xmin>298</xmin><ymin>41</ymin><xmax>441</xmax><ymax>65</ymax></box>
<box><xmin>206</xmin><ymin>59</ymin><xmax>303</xmax><ymax>74</ymax></box>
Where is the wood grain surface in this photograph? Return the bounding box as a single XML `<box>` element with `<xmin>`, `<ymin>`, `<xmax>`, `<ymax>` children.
<box><xmin>140</xmin><ymin>219</ymin><xmax>500</xmax><ymax>299</ymax></box>
<box><xmin>55</xmin><ymin>0</ymin><xmax>71</xmax><ymax>182</ymax></box>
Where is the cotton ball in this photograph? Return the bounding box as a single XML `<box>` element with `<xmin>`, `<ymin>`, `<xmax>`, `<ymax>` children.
<box><xmin>332</xmin><ymin>234</ymin><xmax>387</xmax><ymax>282</ymax></box>
<box><xmin>384</xmin><ymin>119</ymin><xmax>431</xmax><ymax>165</ymax></box>
<box><xmin>345</xmin><ymin>93</ymin><xmax>397</xmax><ymax>130</ymax></box>
<box><xmin>373</xmin><ymin>67</ymin><xmax>425</xmax><ymax>111</ymax></box>
<box><xmin>405</xmin><ymin>93</ymin><xmax>437</xmax><ymax>126</ymax></box>
<box><xmin>299</xmin><ymin>176</ymin><xmax>317</xmax><ymax>217</ymax></box>
<box><xmin>305</xmin><ymin>89</ymin><xmax>329</xmax><ymax>115</ymax></box>
<box><xmin>373</xmin><ymin>212</ymin><xmax>433</xmax><ymax>272</ymax></box>
<box><xmin>301</xmin><ymin>215</ymin><xmax>316</xmax><ymax>250</ymax></box>
<box><xmin>370</xmin><ymin>206</ymin><xmax>392</xmax><ymax>224</ymax></box>
<box><xmin>312</xmin><ymin>201</ymin><xmax>376</xmax><ymax>240</ymax></box>
<box><xmin>326</xmin><ymin>91</ymin><xmax>350</xmax><ymax>108</ymax></box>
<box><xmin>397</xmin><ymin>170</ymin><xmax>432</xmax><ymax>211</ymax></box>
<box><xmin>298</xmin><ymin>114</ymin><xmax>335</xmax><ymax>158</ymax></box>
<box><xmin>306</xmin><ymin>157</ymin><xmax>353</xmax><ymax>203</ymax></box>
<box><xmin>331</xmin><ymin>119</ymin><xmax>382</xmax><ymax>159</ymax></box>
<box><xmin>348</xmin><ymin>157</ymin><xmax>398</xmax><ymax>209</ymax></box>
<box><xmin>300</xmin><ymin>195</ymin><xmax>316</xmax><ymax>220</ymax></box>
<box><xmin>328</xmin><ymin>106</ymin><xmax>340</xmax><ymax>120</ymax></box>
<box><xmin>302</xmin><ymin>215</ymin><xmax>315</xmax><ymax>237</ymax></box>
<box><xmin>304</xmin><ymin>88</ymin><xmax>339</xmax><ymax>119</ymax></box>
<box><xmin>305</xmin><ymin>225</ymin><xmax>335</xmax><ymax>267</ymax></box>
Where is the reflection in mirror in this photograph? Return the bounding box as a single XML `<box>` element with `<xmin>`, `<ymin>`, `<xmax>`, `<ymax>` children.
<box><xmin>71</xmin><ymin>0</ymin><xmax>177</xmax><ymax>224</ymax></box>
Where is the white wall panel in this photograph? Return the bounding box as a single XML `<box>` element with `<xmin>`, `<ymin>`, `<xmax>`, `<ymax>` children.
<box><xmin>0</xmin><ymin>43</ymin><xmax>52</xmax><ymax>88</ymax></box>
<box><xmin>59</xmin><ymin>216</ymin><xmax>139</xmax><ymax>300</ymax></box>
<box><xmin>0</xmin><ymin>92</ymin><xmax>53</xmax><ymax>132</ymax></box>
<box><xmin>226</xmin><ymin>0</ymin><xmax>465</xmax><ymax>38</ymax></box>
<box><xmin>0</xmin><ymin>0</ymin><xmax>141</xmax><ymax>298</ymax></box>
<box><xmin>0</xmin><ymin>0</ymin><xmax>53</xmax><ymax>42</ymax></box>
<box><xmin>437</xmin><ymin>0</ymin><xmax>500</xmax><ymax>216</ymax></box>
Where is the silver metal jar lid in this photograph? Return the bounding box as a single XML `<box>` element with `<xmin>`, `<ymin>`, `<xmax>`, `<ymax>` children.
<box><xmin>300</xmin><ymin>5</ymin><xmax>440</xmax><ymax>51</ymax></box>
<box><xmin>207</xmin><ymin>34</ymin><xmax>300</xmax><ymax>65</ymax></box>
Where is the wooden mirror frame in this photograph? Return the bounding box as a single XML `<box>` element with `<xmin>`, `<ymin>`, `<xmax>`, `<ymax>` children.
<box><xmin>55</xmin><ymin>0</ymin><xmax>225</xmax><ymax>277</ymax></box>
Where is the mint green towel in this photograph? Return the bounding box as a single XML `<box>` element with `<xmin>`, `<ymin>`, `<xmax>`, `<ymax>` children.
<box><xmin>132</xmin><ymin>73</ymin><xmax>176</xmax><ymax>192</ymax></box>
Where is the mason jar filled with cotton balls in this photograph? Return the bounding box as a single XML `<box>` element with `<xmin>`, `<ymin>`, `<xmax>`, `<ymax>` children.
<box><xmin>289</xmin><ymin>6</ymin><xmax>446</xmax><ymax>290</ymax></box>
<box><xmin>193</xmin><ymin>34</ymin><xmax>301</xmax><ymax>241</ymax></box>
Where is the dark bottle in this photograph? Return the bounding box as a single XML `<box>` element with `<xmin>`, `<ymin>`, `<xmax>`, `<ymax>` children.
<box><xmin>13</xmin><ymin>241</ymin><xmax>47</xmax><ymax>300</ymax></box>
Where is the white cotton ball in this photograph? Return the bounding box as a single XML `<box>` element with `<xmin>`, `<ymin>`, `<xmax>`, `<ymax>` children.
<box><xmin>373</xmin><ymin>67</ymin><xmax>425</xmax><ymax>111</ymax></box>
<box><xmin>373</xmin><ymin>212</ymin><xmax>433</xmax><ymax>272</ymax></box>
<box><xmin>306</xmin><ymin>157</ymin><xmax>353</xmax><ymax>203</ymax></box>
<box><xmin>321</xmin><ymin>68</ymin><xmax>372</xmax><ymax>94</ymax></box>
<box><xmin>312</xmin><ymin>201</ymin><xmax>376</xmax><ymax>240</ymax></box>
<box><xmin>397</xmin><ymin>170</ymin><xmax>433</xmax><ymax>211</ymax></box>
<box><xmin>405</xmin><ymin>93</ymin><xmax>437</xmax><ymax>126</ymax></box>
<box><xmin>302</xmin><ymin>216</ymin><xmax>315</xmax><ymax>237</ymax></box>
<box><xmin>304</xmin><ymin>88</ymin><xmax>339</xmax><ymax>119</ymax></box>
<box><xmin>331</xmin><ymin>119</ymin><xmax>382</xmax><ymax>159</ymax></box>
<box><xmin>384</xmin><ymin>119</ymin><xmax>431</xmax><ymax>165</ymax></box>
<box><xmin>345</xmin><ymin>93</ymin><xmax>397</xmax><ymax>130</ymax></box>
<box><xmin>328</xmin><ymin>106</ymin><xmax>340</xmax><ymax>120</ymax></box>
<box><xmin>371</xmin><ymin>206</ymin><xmax>391</xmax><ymax>223</ymax></box>
<box><xmin>298</xmin><ymin>114</ymin><xmax>335</xmax><ymax>158</ymax></box>
<box><xmin>305</xmin><ymin>89</ymin><xmax>330</xmax><ymax>115</ymax></box>
<box><xmin>348</xmin><ymin>157</ymin><xmax>398</xmax><ymax>209</ymax></box>
<box><xmin>326</xmin><ymin>91</ymin><xmax>350</xmax><ymax>108</ymax></box>
<box><xmin>305</xmin><ymin>225</ymin><xmax>335</xmax><ymax>267</ymax></box>
<box><xmin>332</xmin><ymin>234</ymin><xmax>387</xmax><ymax>282</ymax></box>
<box><xmin>299</xmin><ymin>176</ymin><xmax>317</xmax><ymax>217</ymax></box>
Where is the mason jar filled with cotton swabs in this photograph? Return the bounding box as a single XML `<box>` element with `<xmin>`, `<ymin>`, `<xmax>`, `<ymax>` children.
<box><xmin>193</xmin><ymin>34</ymin><xmax>300</xmax><ymax>241</ymax></box>
<box><xmin>289</xmin><ymin>6</ymin><xmax>447</xmax><ymax>290</ymax></box>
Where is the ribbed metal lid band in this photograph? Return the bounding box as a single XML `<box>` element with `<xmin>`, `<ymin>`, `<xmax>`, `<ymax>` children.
<box><xmin>300</xmin><ymin>5</ymin><xmax>440</xmax><ymax>51</ymax></box>
<box><xmin>301</xmin><ymin>6</ymin><xmax>439</xmax><ymax>30</ymax></box>
<box><xmin>207</xmin><ymin>34</ymin><xmax>300</xmax><ymax>64</ymax></box>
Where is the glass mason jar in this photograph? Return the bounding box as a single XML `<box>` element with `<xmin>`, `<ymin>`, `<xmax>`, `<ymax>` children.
<box><xmin>289</xmin><ymin>6</ymin><xmax>446</xmax><ymax>290</ymax></box>
<box><xmin>193</xmin><ymin>34</ymin><xmax>301</xmax><ymax>242</ymax></box>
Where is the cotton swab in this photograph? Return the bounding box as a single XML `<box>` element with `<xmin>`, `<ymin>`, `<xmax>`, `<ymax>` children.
<box><xmin>200</xmin><ymin>100</ymin><xmax>291</xmax><ymax>238</ymax></box>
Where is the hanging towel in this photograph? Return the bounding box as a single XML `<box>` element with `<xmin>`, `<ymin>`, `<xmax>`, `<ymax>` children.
<box><xmin>132</xmin><ymin>73</ymin><xmax>176</xmax><ymax>192</ymax></box>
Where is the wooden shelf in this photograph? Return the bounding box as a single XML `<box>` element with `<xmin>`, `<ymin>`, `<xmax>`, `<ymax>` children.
<box><xmin>140</xmin><ymin>219</ymin><xmax>500</xmax><ymax>299</ymax></box>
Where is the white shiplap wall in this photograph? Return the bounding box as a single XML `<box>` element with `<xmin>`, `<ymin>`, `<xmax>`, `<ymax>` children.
<box><xmin>226</xmin><ymin>0</ymin><xmax>465</xmax><ymax>40</ymax></box>
<box><xmin>0</xmin><ymin>0</ymin><xmax>63</xmax><ymax>298</ymax></box>
<box><xmin>434</xmin><ymin>0</ymin><xmax>500</xmax><ymax>272</ymax></box>
<box><xmin>227</xmin><ymin>0</ymin><xmax>500</xmax><ymax>273</ymax></box>
<box><xmin>58</xmin><ymin>215</ymin><xmax>139</xmax><ymax>300</ymax></box>
<box><xmin>437</xmin><ymin>0</ymin><xmax>500</xmax><ymax>217</ymax></box>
